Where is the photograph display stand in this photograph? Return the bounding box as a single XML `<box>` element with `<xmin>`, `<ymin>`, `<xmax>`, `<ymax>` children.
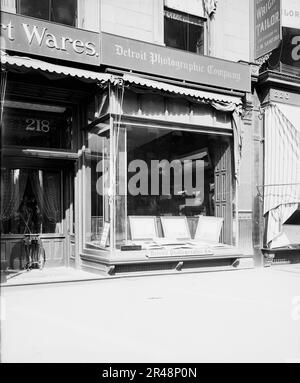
<box><xmin>160</xmin><ymin>216</ymin><xmax>191</xmax><ymax>242</ymax></box>
<box><xmin>194</xmin><ymin>216</ymin><xmax>224</xmax><ymax>244</ymax></box>
<box><xmin>128</xmin><ymin>216</ymin><xmax>219</xmax><ymax>255</ymax></box>
<box><xmin>128</xmin><ymin>216</ymin><xmax>159</xmax><ymax>241</ymax></box>
<box><xmin>100</xmin><ymin>222</ymin><xmax>110</xmax><ymax>248</ymax></box>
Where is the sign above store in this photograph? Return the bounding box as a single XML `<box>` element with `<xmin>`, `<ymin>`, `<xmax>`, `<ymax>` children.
<box><xmin>0</xmin><ymin>12</ymin><xmax>100</xmax><ymax>66</ymax></box>
<box><xmin>282</xmin><ymin>0</ymin><xmax>300</xmax><ymax>28</ymax></box>
<box><xmin>254</xmin><ymin>0</ymin><xmax>281</xmax><ymax>59</ymax></box>
<box><xmin>101</xmin><ymin>33</ymin><xmax>251</xmax><ymax>92</ymax></box>
<box><xmin>281</xmin><ymin>27</ymin><xmax>300</xmax><ymax>76</ymax></box>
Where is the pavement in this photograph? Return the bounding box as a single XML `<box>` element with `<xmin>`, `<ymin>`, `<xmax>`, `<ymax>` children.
<box><xmin>1</xmin><ymin>265</ymin><xmax>300</xmax><ymax>363</ymax></box>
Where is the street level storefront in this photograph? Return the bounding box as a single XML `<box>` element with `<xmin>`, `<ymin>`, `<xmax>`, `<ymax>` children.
<box><xmin>1</xmin><ymin>52</ymin><xmax>111</xmax><ymax>279</ymax></box>
<box><xmin>77</xmin><ymin>32</ymin><xmax>255</xmax><ymax>276</ymax></box>
<box><xmin>79</xmin><ymin>73</ymin><xmax>256</xmax><ymax>276</ymax></box>
<box><xmin>1</xmin><ymin>12</ymin><xmax>254</xmax><ymax>280</ymax></box>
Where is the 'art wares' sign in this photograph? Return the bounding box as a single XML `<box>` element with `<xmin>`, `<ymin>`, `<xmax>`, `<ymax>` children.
<box><xmin>0</xmin><ymin>11</ymin><xmax>100</xmax><ymax>66</ymax></box>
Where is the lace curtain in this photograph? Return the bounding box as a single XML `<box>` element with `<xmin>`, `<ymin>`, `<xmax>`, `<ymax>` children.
<box><xmin>0</xmin><ymin>169</ymin><xmax>28</xmax><ymax>221</ymax></box>
<box><xmin>30</xmin><ymin>171</ymin><xmax>60</xmax><ymax>224</ymax></box>
<box><xmin>1</xmin><ymin>169</ymin><xmax>61</xmax><ymax>234</ymax></box>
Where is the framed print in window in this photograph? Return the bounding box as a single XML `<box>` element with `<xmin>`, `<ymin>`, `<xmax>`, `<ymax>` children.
<box><xmin>194</xmin><ymin>216</ymin><xmax>223</xmax><ymax>243</ymax></box>
<box><xmin>129</xmin><ymin>216</ymin><xmax>158</xmax><ymax>241</ymax></box>
<box><xmin>160</xmin><ymin>216</ymin><xmax>191</xmax><ymax>240</ymax></box>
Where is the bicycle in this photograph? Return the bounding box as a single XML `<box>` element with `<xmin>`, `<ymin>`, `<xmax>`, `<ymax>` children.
<box><xmin>23</xmin><ymin>234</ymin><xmax>46</xmax><ymax>270</ymax></box>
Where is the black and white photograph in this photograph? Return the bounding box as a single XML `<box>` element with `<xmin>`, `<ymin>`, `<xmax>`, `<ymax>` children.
<box><xmin>0</xmin><ymin>0</ymin><xmax>300</xmax><ymax>367</ymax></box>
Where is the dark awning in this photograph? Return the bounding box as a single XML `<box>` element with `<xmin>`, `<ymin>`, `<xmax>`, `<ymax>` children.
<box><xmin>1</xmin><ymin>52</ymin><xmax>111</xmax><ymax>83</ymax></box>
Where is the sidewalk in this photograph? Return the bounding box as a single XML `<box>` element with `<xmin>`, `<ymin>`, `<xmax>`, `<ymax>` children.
<box><xmin>1</xmin><ymin>267</ymin><xmax>300</xmax><ymax>363</ymax></box>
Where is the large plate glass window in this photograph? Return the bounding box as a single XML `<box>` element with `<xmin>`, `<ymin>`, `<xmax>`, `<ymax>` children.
<box><xmin>114</xmin><ymin>126</ymin><xmax>233</xmax><ymax>248</ymax></box>
<box><xmin>85</xmin><ymin>122</ymin><xmax>111</xmax><ymax>248</ymax></box>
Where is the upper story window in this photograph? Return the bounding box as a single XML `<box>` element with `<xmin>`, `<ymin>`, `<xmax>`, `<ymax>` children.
<box><xmin>17</xmin><ymin>0</ymin><xmax>77</xmax><ymax>27</ymax></box>
<box><xmin>164</xmin><ymin>7</ymin><xmax>205</xmax><ymax>55</ymax></box>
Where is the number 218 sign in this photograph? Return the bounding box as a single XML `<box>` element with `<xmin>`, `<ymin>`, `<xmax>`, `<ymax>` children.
<box><xmin>26</xmin><ymin>118</ymin><xmax>50</xmax><ymax>133</ymax></box>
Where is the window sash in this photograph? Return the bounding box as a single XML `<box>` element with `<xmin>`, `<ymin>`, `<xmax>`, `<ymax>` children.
<box><xmin>17</xmin><ymin>0</ymin><xmax>77</xmax><ymax>26</ymax></box>
<box><xmin>164</xmin><ymin>7</ymin><xmax>205</xmax><ymax>27</ymax></box>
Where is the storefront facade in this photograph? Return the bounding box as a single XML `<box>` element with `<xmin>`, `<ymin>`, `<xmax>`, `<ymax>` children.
<box><xmin>0</xmin><ymin>10</ymin><xmax>105</xmax><ymax>275</ymax></box>
<box><xmin>255</xmin><ymin>0</ymin><xmax>300</xmax><ymax>265</ymax></box>
<box><xmin>1</xmin><ymin>3</ymin><xmax>258</xmax><ymax>279</ymax></box>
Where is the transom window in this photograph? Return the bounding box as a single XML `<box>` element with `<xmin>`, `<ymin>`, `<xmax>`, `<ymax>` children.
<box><xmin>3</xmin><ymin>103</ymin><xmax>73</xmax><ymax>150</ymax></box>
<box><xmin>164</xmin><ymin>7</ymin><xmax>205</xmax><ymax>55</ymax></box>
<box><xmin>17</xmin><ymin>0</ymin><xmax>77</xmax><ymax>27</ymax></box>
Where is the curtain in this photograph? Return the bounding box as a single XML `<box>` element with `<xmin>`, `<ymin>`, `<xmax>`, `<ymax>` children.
<box><xmin>0</xmin><ymin>169</ymin><xmax>28</xmax><ymax>221</ymax></box>
<box><xmin>203</xmin><ymin>0</ymin><xmax>218</xmax><ymax>17</ymax></box>
<box><xmin>264</xmin><ymin>104</ymin><xmax>300</xmax><ymax>245</ymax></box>
<box><xmin>30</xmin><ymin>171</ymin><xmax>60</xmax><ymax>224</ymax></box>
<box><xmin>43</xmin><ymin>172</ymin><xmax>61</xmax><ymax>223</ymax></box>
<box><xmin>210</xmin><ymin>101</ymin><xmax>242</xmax><ymax>182</ymax></box>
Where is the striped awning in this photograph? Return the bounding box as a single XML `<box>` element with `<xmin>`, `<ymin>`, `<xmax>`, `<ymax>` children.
<box><xmin>1</xmin><ymin>52</ymin><xmax>112</xmax><ymax>83</ymax></box>
<box><xmin>1</xmin><ymin>52</ymin><xmax>242</xmax><ymax>105</ymax></box>
<box><xmin>264</xmin><ymin>103</ymin><xmax>300</xmax><ymax>245</ymax></box>
<box><xmin>123</xmin><ymin>74</ymin><xmax>243</xmax><ymax>105</ymax></box>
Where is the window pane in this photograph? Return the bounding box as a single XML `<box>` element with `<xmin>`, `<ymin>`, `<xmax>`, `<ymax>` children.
<box><xmin>164</xmin><ymin>16</ymin><xmax>187</xmax><ymax>51</ymax></box>
<box><xmin>51</xmin><ymin>0</ymin><xmax>76</xmax><ymax>26</ymax></box>
<box><xmin>188</xmin><ymin>23</ymin><xmax>205</xmax><ymax>54</ymax></box>
<box><xmin>126</xmin><ymin>128</ymin><xmax>219</xmax><ymax>239</ymax></box>
<box><xmin>164</xmin><ymin>8</ymin><xmax>205</xmax><ymax>54</ymax></box>
<box><xmin>86</xmin><ymin>125</ymin><xmax>110</xmax><ymax>246</ymax></box>
<box><xmin>18</xmin><ymin>0</ymin><xmax>50</xmax><ymax>20</ymax></box>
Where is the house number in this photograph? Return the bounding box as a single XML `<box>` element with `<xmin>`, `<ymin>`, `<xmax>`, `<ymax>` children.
<box><xmin>26</xmin><ymin>119</ymin><xmax>50</xmax><ymax>133</ymax></box>
<box><xmin>273</xmin><ymin>91</ymin><xmax>290</xmax><ymax>101</ymax></box>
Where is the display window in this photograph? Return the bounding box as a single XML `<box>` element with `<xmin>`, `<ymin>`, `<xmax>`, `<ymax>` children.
<box><xmin>87</xmin><ymin>122</ymin><xmax>234</xmax><ymax>253</ymax></box>
<box><xmin>85</xmin><ymin>123</ymin><xmax>111</xmax><ymax>247</ymax></box>
<box><xmin>126</xmin><ymin>127</ymin><xmax>214</xmax><ymax>219</ymax></box>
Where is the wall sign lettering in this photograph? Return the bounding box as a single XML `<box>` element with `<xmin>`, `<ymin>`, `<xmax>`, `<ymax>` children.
<box><xmin>255</xmin><ymin>0</ymin><xmax>281</xmax><ymax>59</ymax></box>
<box><xmin>0</xmin><ymin>11</ymin><xmax>100</xmax><ymax>66</ymax></box>
<box><xmin>101</xmin><ymin>33</ymin><xmax>251</xmax><ymax>92</ymax></box>
<box><xmin>281</xmin><ymin>27</ymin><xmax>300</xmax><ymax>76</ymax></box>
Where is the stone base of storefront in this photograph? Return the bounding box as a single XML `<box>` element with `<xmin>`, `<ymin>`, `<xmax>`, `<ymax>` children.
<box><xmin>1</xmin><ymin>251</ymin><xmax>254</xmax><ymax>286</ymax></box>
<box><xmin>80</xmin><ymin>247</ymin><xmax>254</xmax><ymax>277</ymax></box>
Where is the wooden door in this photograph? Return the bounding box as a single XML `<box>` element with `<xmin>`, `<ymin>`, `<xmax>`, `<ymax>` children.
<box><xmin>213</xmin><ymin>140</ymin><xmax>233</xmax><ymax>245</ymax></box>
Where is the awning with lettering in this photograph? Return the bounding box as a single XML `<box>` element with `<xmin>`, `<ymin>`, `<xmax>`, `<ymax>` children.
<box><xmin>1</xmin><ymin>52</ymin><xmax>111</xmax><ymax>83</ymax></box>
<box><xmin>1</xmin><ymin>52</ymin><xmax>243</xmax><ymax>105</ymax></box>
<box><xmin>122</xmin><ymin>74</ymin><xmax>243</xmax><ymax>105</ymax></box>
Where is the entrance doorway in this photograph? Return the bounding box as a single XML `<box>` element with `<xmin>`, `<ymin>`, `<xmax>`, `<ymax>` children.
<box><xmin>1</xmin><ymin>166</ymin><xmax>72</xmax><ymax>269</ymax></box>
